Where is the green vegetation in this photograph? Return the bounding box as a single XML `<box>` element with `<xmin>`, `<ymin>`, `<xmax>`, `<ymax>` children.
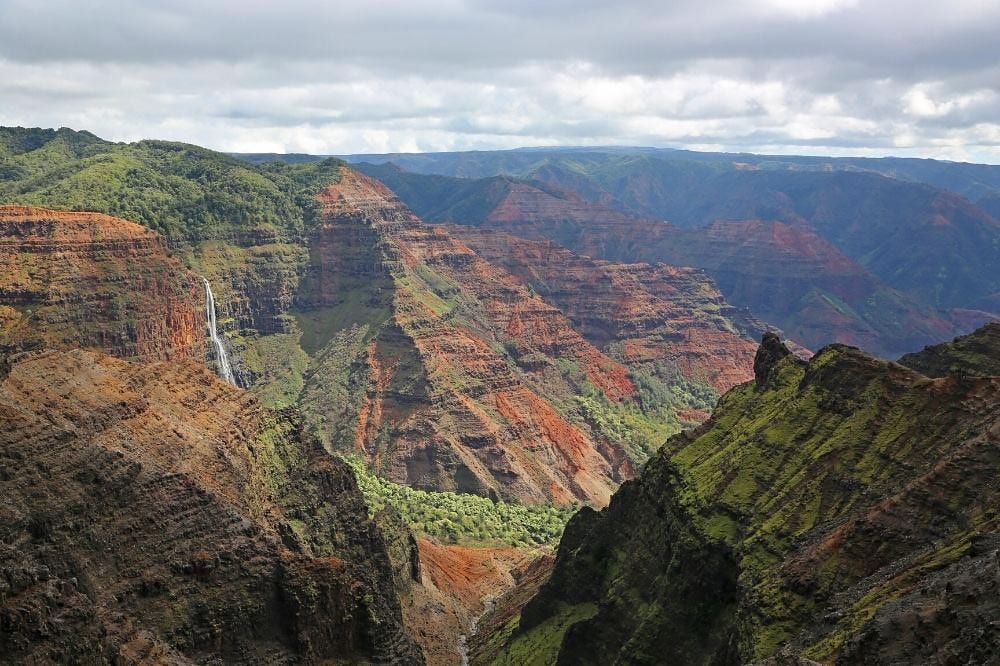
<box><xmin>485</xmin><ymin>603</ymin><xmax>597</xmax><ymax>666</ymax></box>
<box><xmin>0</xmin><ymin>126</ymin><xmax>342</xmax><ymax>241</ymax></box>
<box><xmin>344</xmin><ymin>456</ymin><xmax>575</xmax><ymax>548</ymax></box>
<box><xmin>236</xmin><ymin>327</ymin><xmax>310</xmax><ymax>409</ymax></box>
<box><xmin>567</xmin><ymin>362</ymin><xmax>717</xmax><ymax>464</ymax></box>
<box><xmin>899</xmin><ymin>321</ymin><xmax>1000</xmax><ymax>378</ymax></box>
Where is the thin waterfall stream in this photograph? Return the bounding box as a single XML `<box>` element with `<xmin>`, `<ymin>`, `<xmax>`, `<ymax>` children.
<box><xmin>457</xmin><ymin>595</ymin><xmax>495</xmax><ymax>666</ymax></box>
<box><xmin>202</xmin><ymin>277</ymin><xmax>237</xmax><ymax>385</ymax></box>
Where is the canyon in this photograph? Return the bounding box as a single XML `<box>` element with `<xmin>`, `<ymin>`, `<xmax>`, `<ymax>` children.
<box><xmin>1</xmin><ymin>129</ymin><xmax>767</xmax><ymax>505</ymax></box>
<box><xmin>3</xmin><ymin>127</ymin><xmax>999</xmax><ymax>664</ymax></box>
<box><xmin>356</xmin><ymin>159</ymin><xmax>998</xmax><ymax>358</ymax></box>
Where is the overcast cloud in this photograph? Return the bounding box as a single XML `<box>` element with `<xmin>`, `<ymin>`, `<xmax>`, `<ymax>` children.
<box><xmin>1</xmin><ymin>0</ymin><xmax>999</xmax><ymax>161</ymax></box>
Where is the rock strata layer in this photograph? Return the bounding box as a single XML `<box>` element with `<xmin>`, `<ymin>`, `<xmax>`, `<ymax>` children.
<box><xmin>300</xmin><ymin>168</ymin><xmax>638</xmax><ymax>505</ymax></box>
<box><xmin>0</xmin><ymin>205</ymin><xmax>204</xmax><ymax>361</ymax></box>
<box><xmin>0</xmin><ymin>348</ymin><xmax>423</xmax><ymax>664</ymax></box>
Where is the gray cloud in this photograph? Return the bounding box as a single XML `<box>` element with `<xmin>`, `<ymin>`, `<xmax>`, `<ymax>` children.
<box><xmin>0</xmin><ymin>0</ymin><xmax>998</xmax><ymax>161</ymax></box>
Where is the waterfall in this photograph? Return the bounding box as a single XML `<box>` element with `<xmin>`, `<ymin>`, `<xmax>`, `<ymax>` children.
<box><xmin>202</xmin><ymin>277</ymin><xmax>237</xmax><ymax>385</ymax></box>
<box><xmin>457</xmin><ymin>595</ymin><xmax>495</xmax><ymax>665</ymax></box>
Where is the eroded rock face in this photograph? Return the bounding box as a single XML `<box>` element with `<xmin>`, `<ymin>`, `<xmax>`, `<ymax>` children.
<box><xmin>494</xmin><ymin>325</ymin><xmax>1000</xmax><ymax>664</ymax></box>
<box><xmin>362</xmin><ymin>167</ymin><xmax>966</xmax><ymax>359</ymax></box>
<box><xmin>0</xmin><ymin>348</ymin><xmax>423</xmax><ymax>665</ymax></box>
<box><xmin>447</xmin><ymin>226</ymin><xmax>764</xmax><ymax>395</ymax></box>
<box><xmin>0</xmin><ymin>206</ymin><xmax>204</xmax><ymax>361</ymax></box>
<box><xmin>299</xmin><ymin>169</ymin><xmax>634</xmax><ymax>506</ymax></box>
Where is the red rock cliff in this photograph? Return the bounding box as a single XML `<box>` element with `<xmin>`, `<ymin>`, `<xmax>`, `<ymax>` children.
<box><xmin>447</xmin><ymin>226</ymin><xmax>763</xmax><ymax>395</ymax></box>
<box><xmin>0</xmin><ymin>205</ymin><xmax>204</xmax><ymax>361</ymax></box>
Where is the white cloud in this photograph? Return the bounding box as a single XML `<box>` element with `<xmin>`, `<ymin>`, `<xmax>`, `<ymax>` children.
<box><xmin>754</xmin><ymin>0</ymin><xmax>860</xmax><ymax>20</ymax></box>
<box><xmin>0</xmin><ymin>0</ymin><xmax>997</xmax><ymax>162</ymax></box>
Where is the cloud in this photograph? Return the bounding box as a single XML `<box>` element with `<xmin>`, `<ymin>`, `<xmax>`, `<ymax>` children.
<box><xmin>0</xmin><ymin>0</ymin><xmax>997</xmax><ymax>161</ymax></box>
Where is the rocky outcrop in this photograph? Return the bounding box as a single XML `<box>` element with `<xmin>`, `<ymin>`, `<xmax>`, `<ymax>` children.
<box><xmin>447</xmin><ymin>226</ymin><xmax>764</xmax><ymax>395</ymax></box>
<box><xmin>753</xmin><ymin>331</ymin><xmax>795</xmax><ymax>389</ymax></box>
<box><xmin>0</xmin><ymin>348</ymin><xmax>423</xmax><ymax>664</ymax></box>
<box><xmin>490</xmin><ymin>325</ymin><xmax>1000</xmax><ymax>664</ymax></box>
<box><xmin>297</xmin><ymin>168</ymin><xmax>638</xmax><ymax>505</ymax></box>
<box><xmin>0</xmin><ymin>206</ymin><xmax>204</xmax><ymax>361</ymax></box>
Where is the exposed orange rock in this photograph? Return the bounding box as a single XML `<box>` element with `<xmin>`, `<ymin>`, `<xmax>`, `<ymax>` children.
<box><xmin>417</xmin><ymin>539</ymin><xmax>535</xmax><ymax>617</ymax></box>
<box><xmin>0</xmin><ymin>205</ymin><xmax>203</xmax><ymax>361</ymax></box>
<box><xmin>404</xmin><ymin>539</ymin><xmax>547</xmax><ymax>666</ymax></box>
<box><xmin>484</xmin><ymin>181</ymin><xmax>634</xmax><ymax>230</ymax></box>
<box><xmin>448</xmin><ymin>226</ymin><xmax>764</xmax><ymax>394</ymax></box>
<box><xmin>305</xmin><ymin>169</ymin><xmax>633</xmax><ymax>505</ymax></box>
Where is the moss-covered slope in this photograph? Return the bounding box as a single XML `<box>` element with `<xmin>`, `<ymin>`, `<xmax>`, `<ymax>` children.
<box><xmin>899</xmin><ymin>320</ymin><xmax>1000</xmax><ymax>378</ymax></box>
<box><xmin>485</xmin><ymin>325</ymin><xmax>1000</xmax><ymax>664</ymax></box>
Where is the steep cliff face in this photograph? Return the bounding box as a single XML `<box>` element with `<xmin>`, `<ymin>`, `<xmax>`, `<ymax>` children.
<box><xmin>0</xmin><ymin>347</ymin><xmax>423</xmax><ymax>664</ymax></box>
<box><xmin>295</xmin><ymin>168</ymin><xmax>640</xmax><ymax>506</ymax></box>
<box><xmin>488</xmin><ymin>325</ymin><xmax>1000</xmax><ymax>664</ymax></box>
<box><xmin>0</xmin><ymin>128</ymin><xmax>346</xmax><ymax>397</ymax></box>
<box><xmin>447</xmin><ymin>225</ymin><xmax>764</xmax><ymax>396</ymax></box>
<box><xmin>0</xmin><ymin>206</ymin><xmax>204</xmax><ymax>361</ymax></box>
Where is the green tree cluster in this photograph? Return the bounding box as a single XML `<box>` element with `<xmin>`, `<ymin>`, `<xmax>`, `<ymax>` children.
<box><xmin>343</xmin><ymin>456</ymin><xmax>574</xmax><ymax>548</ymax></box>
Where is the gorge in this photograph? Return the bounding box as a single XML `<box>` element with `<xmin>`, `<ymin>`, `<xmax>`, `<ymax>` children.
<box><xmin>1</xmin><ymin>125</ymin><xmax>998</xmax><ymax>665</ymax></box>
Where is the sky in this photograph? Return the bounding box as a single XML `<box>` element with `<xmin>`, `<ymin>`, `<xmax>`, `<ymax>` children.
<box><xmin>1</xmin><ymin>0</ymin><xmax>999</xmax><ymax>162</ymax></box>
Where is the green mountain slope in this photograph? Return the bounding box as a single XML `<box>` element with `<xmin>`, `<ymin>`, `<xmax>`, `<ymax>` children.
<box><xmin>480</xmin><ymin>324</ymin><xmax>1000</xmax><ymax>664</ymax></box>
<box><xmin>899</xmin><ymin>321</ymin><xmax>1000</xmax><ymax>378</ymax></box>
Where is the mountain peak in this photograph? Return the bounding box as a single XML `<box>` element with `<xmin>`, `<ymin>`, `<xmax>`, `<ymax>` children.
<box><xmin>754</xmin><ymin>331</ymin><xmax>794</xmax><ymax>389</ymax></box>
